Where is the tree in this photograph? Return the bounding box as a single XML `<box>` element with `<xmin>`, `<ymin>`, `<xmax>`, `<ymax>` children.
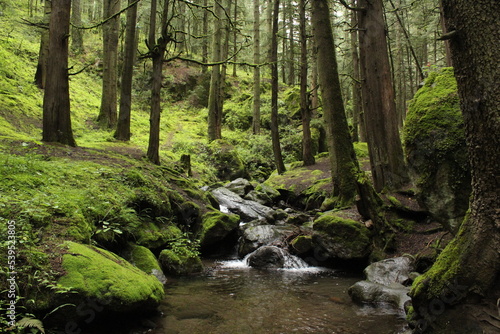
<box><xmin>252</xmin><ymin>0</ymin><xmax>261</xmax><ymax>135</ymax></box>
<box><xmin>349</xmin><ymin>0</ymin><xmax>364</xmax><ymax>142</ymax></box>
<box><xmin>146</xmin><ymin>0</ymin><xmax>171</xmax><ymax>164</ymax></box>
<box><xmin>97</xmin><ymin>0</ymin><xmax>121</xmax><ymax>128</ymax></box>
<box><xmin>357</xmin><ymin>0</ymin><xmax>409</xmax><ymax>191</ymax></box>
<box><xmin>299</xmin><ymin>0</ymin><xmax>314</xmax><ymax>166</ymax></box>
<box><xmin>71</xmin><ymin>0</ymin><xmax>84</xmax><ymax>53</ymax></box>
<box><xmin>311</xmin><ymin>0</ymin><xmax>357</xmax><ymax>205</ymax></box>
<box><xmin>34</xmin><ymin>0</ymin><xmax>51</xmax><ymax>89</ymax></box>
<box><xmin>114</xmin><ymin>0</ymin><xmax>138</xmax><ymax>141</ymax></box>
<box><xmin>207</xmin><ymin>0</ymin><xmax>224</xmax><ymax>142</ymax></box>
<box><xmin>270</xmin><ymin>0</ymin><xmax>286</xmax><ymax>174</ymax></box>
<box><xmin>42</xmin><ymin>0</ymin><xmax>76</xmax><ymax>146</ymax></box>
<box><xmin>409</xmin><ymin>1</ymin><xmax>500</xmax><ymax>332</ymax></box>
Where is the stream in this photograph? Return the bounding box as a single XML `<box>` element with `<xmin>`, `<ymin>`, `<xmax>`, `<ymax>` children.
<box><xmin>148</xmin><ymin>258</ymin><xmax>408</xmax><ymax>334</ymax></box>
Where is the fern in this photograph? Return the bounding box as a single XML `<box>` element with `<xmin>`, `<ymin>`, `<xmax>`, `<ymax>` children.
<box><xmin>16</xmin><ymin>317</ymin><xmax>45</xmax><ymax>334</ymax></box>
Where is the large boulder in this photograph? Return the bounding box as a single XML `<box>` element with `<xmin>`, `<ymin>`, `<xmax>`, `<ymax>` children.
<box><xmin>224</xmin><ymin>178</ymin><xmax>254</xmax><ymax>196</ymax></box>
<box><xmin>348</xmin><ymin>281</ymin><xmax>411</xmax><ymax>311</ymax></box>
<box><xmin>403</xmin><ymin>67</ymin><xmax>471</xmax><ymax>232</ymax></box>
<box><xmin>312</xmin><ymin>214</ymin><xmax>372</xmax><ymax>260</ymax></box>
<box><xmin>348</xmin><ymin>256</ymin><xmax>416</xmax><ymax>312</ymax></box>
<box><xmin>56</xmin><ymin>242</ymin><xmax>164</xmax><ymax>321</ymax></box>
<box><xmin>211</xmin><ymin>187</ymin><xmax>276</xmax><ymax>222</ymax></box>
<box><xmin>244</xmin><ymin>183</ymin><xmax>281</xmax><ymax>206</ymax></box>
<box><xmin>238</xmin><ymin>223</ymin><xmax>296</xmax><ymax>256</ymax></box>
<box><xmin>246</xmin><ymin>246</ymin><xmax>309</xmax><ymax>269</ymax></box>
<box><xmin>247</xmin><ymin>246</ymin><xmax>286</xmax><ymax>269</ymax></box>
<box><xmin>198</xmin><ymin>210</ymin><xmax>240</xmax><ymax>249</ymax></box>
<box><xmin>364</xmin><ymin>256</ymin><xmax>414</xmax><ymax>286</ymax></box>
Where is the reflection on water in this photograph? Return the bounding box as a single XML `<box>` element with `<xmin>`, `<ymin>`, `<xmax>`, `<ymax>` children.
<box><xmin>149</xmin><ymin>260</ymin><xmax>407</xmax><ymax>334</ymax></box>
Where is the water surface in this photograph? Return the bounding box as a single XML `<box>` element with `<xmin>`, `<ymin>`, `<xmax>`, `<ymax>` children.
<box><xmin>149</xmin><ymin>259</ymin><xmax>408</xmax><ymax>334</ymax></box>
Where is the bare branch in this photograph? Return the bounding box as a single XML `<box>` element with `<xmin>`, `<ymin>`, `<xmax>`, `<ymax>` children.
<box><xmin>437</xmin><ymin>30</ymin><xmax>457</xmax><ymax>41</ymax></box>
<box><xmin>337</xmin><ymin>0</ymin><xmax>365</xmax><ymax>12</ymax></box>
<box><xmin>72</xmin><ymin>0</ymin><xmax>141</xmax><ymax>30</ymax></box>
<box><xmin>20</xmin><ymin>18</ymin><xmax>48</xmax><ymax>30</ymax></box>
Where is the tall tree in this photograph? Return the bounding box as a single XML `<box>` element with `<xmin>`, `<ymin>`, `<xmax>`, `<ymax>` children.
<box><xmin>311</xmin><ymin>0</ymin><xmax>357</xmax><ymax>205</ymax></box>
<box><xmin>270</xmin><ymin>0</ymin><xmax>286</xmax><ymax>174</ymax></box>
<box><xmin>349</xmin><ymin>0</ymin><xmax>364</xmax><ymax>142</ymax></box>
<box><xmin>358</xmin><ymin>0</ymin><xmax>409</xmax><ymax>191</ymax></box>
<box><xmin>201</xmin><ymin>0</ymin><xmax>209</xmax><ymax>72</ymax></box>
<box><xmin>34</xmin><ymin>0</ymin><xmax>51</xmax><ymax>89</ymax></box>
<box><xmin>252</xmin><ymin>0</ymin><xmax>261</xmax><ymax>135</ymax></box>
<box><xmin>287</xmin><ymin>2</ymin><xmax>295</xmax><ymax>86</ymax></box>
<box><xmin>98</xmin><ymin>0</ymin><xmax>121</xmax><ymax>128</ymax></box>
<box><xmin>42</xmin><ymin>0</ymin><xmax>76</xmax><ymax>146</ymax></box>
<box><xmin>207</xmin><ymin>0</ymin><xmax>224</xmax><ymax>142</ymax></box>
<box><xmin>299</xmin><ymin>0</ymin><xmax>314</xmax><ymax>166</ymax></box>
<box><xmin>114</xmin><ymin>0</ymin><xmax>138</xmax><ymax>141</ymax></box>
<box><xmin>410</xmin><ymin>1</ymin><xmax>500</xmax><ymax>332</ymax></box>
<box><xmin>146</xmin><ymin>0</ymin><xmax>171</xmax><ymax>164</ymax></box>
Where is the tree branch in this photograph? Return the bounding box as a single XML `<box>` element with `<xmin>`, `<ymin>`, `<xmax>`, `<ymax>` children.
<box><xmin>337</xmin><ymin>0</ymin><xmax>365</xmax><ymax>12</ymax></box>
<box><xmin>437</xmin><ymin>30</ymin><xmax>457</xmax><ymax>41</ymax></box>
<box><xmin>72</xmin><ymin>0</ymin><xmax>141</xmax><ymax>30</ymax></box>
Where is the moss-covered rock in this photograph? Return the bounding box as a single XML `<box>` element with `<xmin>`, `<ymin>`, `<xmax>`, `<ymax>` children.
<box><xmin>127</xmin><ymin>244</ymin><xmax>167</xmax><ymax>283</ymax></box>
<box><xmin>290</xmin><ymin>235</ymin><xmax>313</xmax><ymax>255</ymax></box>
<box><xmin>56</xmin><ymin>241</ymin><xmax>164</xmax><ymax>320</ymax></box>
<box><xmin>403</xmin><ymin>67</ymin><xmax>470</xmax><ymax>231</ymax></box>
<box><xmin>207</xmin><ymin>139</ymin><xmax>248</xmax><ymax>181</ymax></box>
<box><xmin>158</xmin><ymin>249</ymin><xmax>203</xmax><ymax>276</ymax></box>
<box><xmin>312</xmin><ymin>214</ymin><xmax>372</xmax><ymax>260</ymax></box>
<box><xmin>135</xmin><ymin>221</ymin><xmax>184</xmax><ymax>250</ymax></box>
<box><xmin>198</xmin><ymin>210</ymin><xmax>240</xmax><ymax>249</ymax></box>
<box><xmin>244</xmin><ymin>183</ymin><xmax>281</xmax><ymax>206</ymax></box>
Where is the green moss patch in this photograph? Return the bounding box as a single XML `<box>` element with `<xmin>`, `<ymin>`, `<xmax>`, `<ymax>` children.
<box><xmin>58</xmin><ymin>241</ymin><xmax>164</xmax><ymax>311</ymax></box>
<box><xmin>198</xmin><ymin>210</ymin><xmax>240</xmax><ymax>248</ymax></box>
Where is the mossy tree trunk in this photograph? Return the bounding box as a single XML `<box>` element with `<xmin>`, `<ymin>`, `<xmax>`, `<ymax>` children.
<box><xmin>114</xmin><ymin>0</ymin><xmax>138</xmax><ymax>141</ymax></box>
<box><xmin>98</xmin><ymin>0</ymin><xmax>120</xmax><ymax>129</ymax></box>
<box><xmin>42</xmin><ymin>0</ymin><xmax>76</xmax><ymax>147</ymax></box>
<box><xmin>270</xmin><ymin>0</ymin><xmax>286</xmax><ymax>174</ymax></box>
<box><xmin>410</xmin><ymin>0</ymin><xmax>500</xmax><ymax>332</ymax></box>
<box><xmin>358</xmin><ymin>0</ymin><xmax>409</xmax><ymax>191</ymax></box>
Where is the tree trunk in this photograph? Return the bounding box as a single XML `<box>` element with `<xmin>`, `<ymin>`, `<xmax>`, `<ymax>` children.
<box><xmin>311</xmin><ymin>0</ymin><xmax>358</xmax><ymax>205</ymax></box>
<box><xmin>201</xmin><ymin>0</ymin><xmax>208</xmax><ymax>73</ymax></box>
<box><xmin>71</xmin><ymin>0</ymin><xmax>84</xmax><ymax>53</ymax></box>
<box><xmin>42</xmin><ymin>0</ymin><xmax>76</xmax><ymax>146</ymax></box>
<box><xmin>114</xmin><ymin>0</ymin><xmax>137</xmax><ymax>141</ymax></box>
<box><xmin>271</xmin><ymin>0</ymin><xmax>285</xmax><ymax>174</ymax></box>
<box><xmin>98</xmin><ymin>0</ymin><xmax>120</xmax><ymax>128</ymax></box>
<box><xmin>34</xmin><ymin>0</ymin><xmax>51</xmax><ymax>89</ymax></box>
<box><xmin>358</xmin><ymin>0</ymin><xmax>409</xmax><ymax>191</ymax></box>
<box><xmin>410</xmin><ymin>1</ymin><xmax>500</xmax><ymax>332</ymax></box>
<box><xmin>299</xmin><ymin>0</ymin><xmax>314</xmax><ymax>166</ymax></box>
<box><xmin>207</xmin><ymin>0</ymin><xmax>223</xmax><ymax>142</ymax></box>
<box><xmin>252</xmin><ymin>0</ymin><xmax>261</xmax><ymax>135</ymax></box>
<box><xmin>350</xmin><ymin>0</ymin><xmax>364</xmax><ymax>142</ymax></box>
<box><xmin>146</xmin><ymin>0</ymin><xmax>170</xmax><ymax>165</ymax></box>
<box><xmin>231</xmin><ymin>0</ymin><xmax>238</xmax><ymax>77</ymax></box>
<box><xmin>287</xmin><ymin>3</ymin><xmax>295</xmax><ymax>86</ymax></box>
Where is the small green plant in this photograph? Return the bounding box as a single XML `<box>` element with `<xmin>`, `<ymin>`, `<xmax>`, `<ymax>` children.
<box><xmin>167</xmin><ymin>232</ymin><xmax>200</xmax><ymax>258</ymax></box>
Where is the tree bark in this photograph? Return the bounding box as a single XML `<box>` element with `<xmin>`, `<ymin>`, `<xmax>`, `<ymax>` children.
<box><xmin>34</xmin><ymin>0</ymin><xmax>51</xmax><ymax>89</ymax></box>
<box><xmin>252</xmin><ymin>0</ymin><xmax>261</xmax><ymax>135</ymax></box>
<box><xmin>98</xmin><ymin>0</ymin><xmax>120</xmax><ymax>128</ymax></box>
<box><xmin>42</xmin><ymin>0</ymin><xmax>76</xmax><ymax>146</ymax></box>
<box><xmin>299</xmin><ymin>0</ymin><xmax>314</xmax><ymax>166</ymax></box>
<box><xmin>146</xmin><ymin>0</ymin><xmax>170</xmax><ymax>165</ymax></box>
<box><xmin>207</xmin><ymin>0</ymin><xmax>223</xmax><ymax>142</ymax></box>
<box><xmin>271</xmin><ymin>0</ymin><xmax>286</xmax><ymax>174</ymax></box>
<box><xmin>350</xmin><ymin>0</ymin><xmax>364</xmax><ymax>142</ymax></box>
<box><xmin>410</xmin><ymin>1</ymin><xmax>500</xmax><ymax>332</ymax></box>
<box><xmin>358</xmin><ymin>0</ymin><xmax>409</xmax><ymax>191</ymax></box>
<box><xmin>114</xmin><ymin>0</ymin><xmax>138</xmax><ymax>141</ymax></box>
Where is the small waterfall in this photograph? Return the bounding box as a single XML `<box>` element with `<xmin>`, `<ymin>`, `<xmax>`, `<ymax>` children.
<box><xmin>282</xmin><ymin>251</ymin><xmax>309</xmax><ymax>269</ymax></box>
